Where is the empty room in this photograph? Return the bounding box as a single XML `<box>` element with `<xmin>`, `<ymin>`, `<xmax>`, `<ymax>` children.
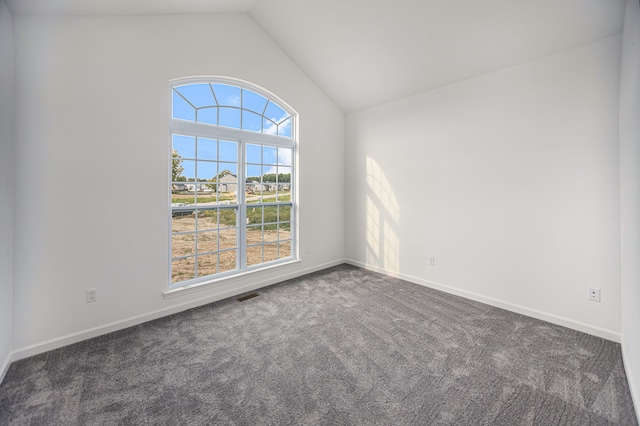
<box><xmin>1</xmin><ymin>0</ymin><xmax>639</xmax><ymax>424</ymax></box>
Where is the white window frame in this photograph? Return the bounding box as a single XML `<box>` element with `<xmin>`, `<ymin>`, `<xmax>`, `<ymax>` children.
<box><xmin>168</xmin><ymin>76</ymin><xmax>298</xmax><ymax>290</ymax></box>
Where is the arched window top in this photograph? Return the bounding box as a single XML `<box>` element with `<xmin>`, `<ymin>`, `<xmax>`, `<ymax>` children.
<box><xmin>171</xmin><ymin>78</ymin><xmax>293</xmax><ymax>138</ymax></box>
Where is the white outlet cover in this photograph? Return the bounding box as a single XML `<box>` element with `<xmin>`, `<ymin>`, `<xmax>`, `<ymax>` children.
<box><xmin>86</xmin><ymin>288</ymin><xmax>97</xmax><ymax>303</ymax></box>
<box><xmin>588</xmin><ymin>288</ymin><xmax>601</xmax><ymax>302</ymax></box>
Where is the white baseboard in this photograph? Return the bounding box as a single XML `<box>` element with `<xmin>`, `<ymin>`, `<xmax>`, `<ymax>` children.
<box><xmin>346</xmin><ymin>259</ymin><xmax>621</xmax><ymax>343</ymax></box>
<box><xmin>621</xmin><ymin>339</ymin><xmax>640</xmax><ymax>422</ymax></box>
<box><xmin>11</xmin><ymin>259</ymin><xmax>346</xmax><ymax>362</ymax></box>
<box><xmin>9</xmin><ymin>258</ymin><xmax>622</xmax><ymax>365</ymax></box>
<box><xmin>0</xmin><ymin>350</ymin><xmax>11</xmax><ymax>385</ymax></box>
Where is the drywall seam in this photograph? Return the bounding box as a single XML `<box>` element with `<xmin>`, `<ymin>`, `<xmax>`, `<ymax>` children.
<box><xmin>346</xmin><ymin>259</ymin><xmax>620</xmax><ymax>343</ymax></box>
<box><xmin>11</xmin><ymin>259</ymin><xmax>345</xmax><ymax>362</ymax></box>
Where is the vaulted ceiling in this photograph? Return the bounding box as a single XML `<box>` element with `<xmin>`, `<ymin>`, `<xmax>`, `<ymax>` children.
<box><xmin>251</xmin><ymin>0</ymin><xmax>626</xmax><ymax>112</ymax></box>
<box><xmin>4</xmin><ymin>0</ymin><xmax>627</xmax><ymax>113</ymax></box>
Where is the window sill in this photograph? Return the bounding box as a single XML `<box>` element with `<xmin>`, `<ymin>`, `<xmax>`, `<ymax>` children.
<box><xmin>163</xmin><ymin>258</ymin><xmax>301</xmax><ymax>299</ymax></box>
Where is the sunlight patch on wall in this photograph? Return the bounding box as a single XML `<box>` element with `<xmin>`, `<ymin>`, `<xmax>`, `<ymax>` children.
<box><xmin>366</xmin><ymin>197</ymin><xmax>380</xmax><ymax>258</ymax></box>
<box><xmin>365</xmin><ymin>157</ymin><xmax>400</xmax><ymax>271</ymax></box>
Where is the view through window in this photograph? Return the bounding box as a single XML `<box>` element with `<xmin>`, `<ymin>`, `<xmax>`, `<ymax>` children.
<box><xmin>170</xmin><ymin>78</ymin><xmax>296</xmax><ymax>287</ymax></box>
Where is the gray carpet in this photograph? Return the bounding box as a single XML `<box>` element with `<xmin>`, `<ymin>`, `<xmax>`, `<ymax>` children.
<box><xmin>0</xmin><ymin>264</ymin><xmax>637</xmax><ymax>425</ymax></box>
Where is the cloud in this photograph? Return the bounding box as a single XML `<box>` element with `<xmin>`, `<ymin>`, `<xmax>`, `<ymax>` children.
<box><xmin>264</xmin><ymin>118</ymin><xmax>278</xmax><ymax>136</ymax></box>
<box><xmin>263</xmin><ymin>113</ymin><xmax>290</xmax><ymax>137</ymax></box>
<box><xmin>264</xmin><ymin>147</ymin><xmax>292</xmax><ymax>175</ymax></box>
<box><xmin>278</xmin><ymin>148</ymin><xmax>292</xmax><ymax>166</ymax></box>
<box><xmin>228</xmin><ymin>95</ymin><xmax>241</xmax><ymax>107</ymax></box>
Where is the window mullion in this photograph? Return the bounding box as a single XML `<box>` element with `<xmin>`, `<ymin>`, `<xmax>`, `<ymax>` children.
<box><xmin>194</xmin><ymin>137</ymin><xmax>199</xmax><ymax>278</ymax></box>
<box><xmin>170</xmin><ymin>120</ymin><xmax>293</xmax><ymax>148</ymax></box>
<box><xmin>238</xmin><ymin>139</ymin><xmax>247</xmax><ymax>270</ymax></box>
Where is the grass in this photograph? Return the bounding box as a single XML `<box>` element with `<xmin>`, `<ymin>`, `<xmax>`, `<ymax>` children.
<box><xmin>174</xmin><ymin>206</ymin><xmax>290</xmax><ymax>228</ymax></box>
<box><xmin>172</xmin><ymin>190</ymin><xmax>292</xmax><ymax>229</ymax></box>
<box><xmin>246</xmin><ymin>205</ymin><xmax>290</xmax><ymax>225</ymax></box>
<box><xmin>172</xmin><ymin>191</ymin><xmax>237</xmax><ymax>204</ymax></box>
<box><xmin>247</xmin><ymin>193</ymin><xmax>291</xmax><ymax>204</ymax></box>
<box><xmin>173</xmin><ymin>191</ymin><xmax>291</xmax><ymax>204</ymax></box>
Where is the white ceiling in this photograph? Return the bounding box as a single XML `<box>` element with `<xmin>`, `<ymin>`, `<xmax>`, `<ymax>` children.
<box><xmin>4</xmin><ymin>0</ymin><xmax>259</xmax><ymax>15</ymax></box>
<box><xmin>4</xmin><ymin>0</ymin><xmax>627</xmax><ymax>113</ymax></box>
<box><xmin>250</xmin><ymin>0</ymin><xmax>626</xmax><ymax>112</ymax></box>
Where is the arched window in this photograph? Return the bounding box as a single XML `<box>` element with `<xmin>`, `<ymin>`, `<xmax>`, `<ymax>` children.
<box><xmin>169</xmin><ymin>77</ymin><xmax>296</xmax><ymax>287</ymax></box>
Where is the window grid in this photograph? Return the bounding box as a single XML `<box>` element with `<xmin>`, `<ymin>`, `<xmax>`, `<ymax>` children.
<box><xmin>173</xmin><ymin>83</ymin><xmax>292</xmax><ymax>137</ymax></box>
<box><xmin>170</xmin><ymin>79</ymin><xmax>295</xmax><ymax>288</ymax></box>
<box><xmin>171</xmin><ymin>134</ymin><xmax>240</xmax><ymax>284</ymax></box>
<box><xmin>244</xmin><ymin>143</ymin><xmax>293</xmax><ymax>270</ymax></box>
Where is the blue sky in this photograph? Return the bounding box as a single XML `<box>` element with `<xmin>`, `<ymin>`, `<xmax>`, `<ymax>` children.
<box><xmin>172</xmin><ymin>135</ymin><xmax>237</xmax><ymax>180</ymax></box>
<box><xmin>172</xmin><ymin>83</ymin><xmax>291</xmax><ymax>137</ymax></box>
<box><xmin>172</xmin><ymin>135</ymin><xmax>291</xmax><ymax>181</ymax></box>
<box><xmin>172</xmin><ymin>83</ymin><xmax>293</xmax><ymax>182</ymax></box>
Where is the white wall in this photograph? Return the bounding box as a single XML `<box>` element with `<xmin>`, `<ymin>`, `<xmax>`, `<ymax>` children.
<box><xmin>620</xmin><ymin>0</ymin><xmax>640</xmax><ymax>417</ymax></box>
<box><xmin>346</xmin><ymin>36</ymin><xmax>622</xmax><ymax>340</ymax></box>
<box><xmin>0</xmin><ymin>0</ymin><xmax>15</xmax><ymax>380</ymax></box>
<box><xmin>11</xmin><ymin>13</ymin><xmax>345</xmax><ymax>355</ymax></box>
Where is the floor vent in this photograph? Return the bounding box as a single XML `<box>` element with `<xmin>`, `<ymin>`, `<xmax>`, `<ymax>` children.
<box><xmin>237</xmin><ymin>292</ymin><xmax>259</xmax><ymax>302</ymax></box>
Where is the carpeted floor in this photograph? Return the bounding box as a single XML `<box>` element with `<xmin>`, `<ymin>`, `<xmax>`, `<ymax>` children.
<box><xmin>0</xmin><ymin>264</ymin><xmax>637</xmax><ymax>425</ymax></box>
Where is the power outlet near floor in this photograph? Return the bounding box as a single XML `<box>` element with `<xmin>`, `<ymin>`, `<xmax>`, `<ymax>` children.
<box><xmin>587</xmin><ymin>288</ymin><xmax>601</xmax><ymax>302</ymax></box>
<box><xmin>428</xmin><ymin>256</ymin><xmax>436</xmax><ymax>266</ymax></box>
<box><xmin>86</xmin><ymin>288</ymin><xmax>97</xmax><ymax>303</ymax></box>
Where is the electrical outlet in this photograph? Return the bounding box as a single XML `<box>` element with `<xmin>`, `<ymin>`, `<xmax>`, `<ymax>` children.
<box><xmin>86</xmin><ymin>288</ymin><xmax>97</xmax><ymax>303</ymax></box>
<box><xmin>305</xmin><ymin>245</ymin><xmax>311</xmax><ymax>254</ymax></box>
<box><xmin>588</xmin><ymin>288</ymin><xmax>601</xmax><ymax>302</ymax></box>
<box><xmin>429</xmin><ymin>256</ymin><xmax>435</xmax><ymax>266</ymax></box>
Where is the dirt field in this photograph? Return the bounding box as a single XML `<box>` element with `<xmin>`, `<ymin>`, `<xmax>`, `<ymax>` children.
<box><xmin>171</xmin><ymin>213</ymin><xmax>291</xmax><ymax>283</ymax></box>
